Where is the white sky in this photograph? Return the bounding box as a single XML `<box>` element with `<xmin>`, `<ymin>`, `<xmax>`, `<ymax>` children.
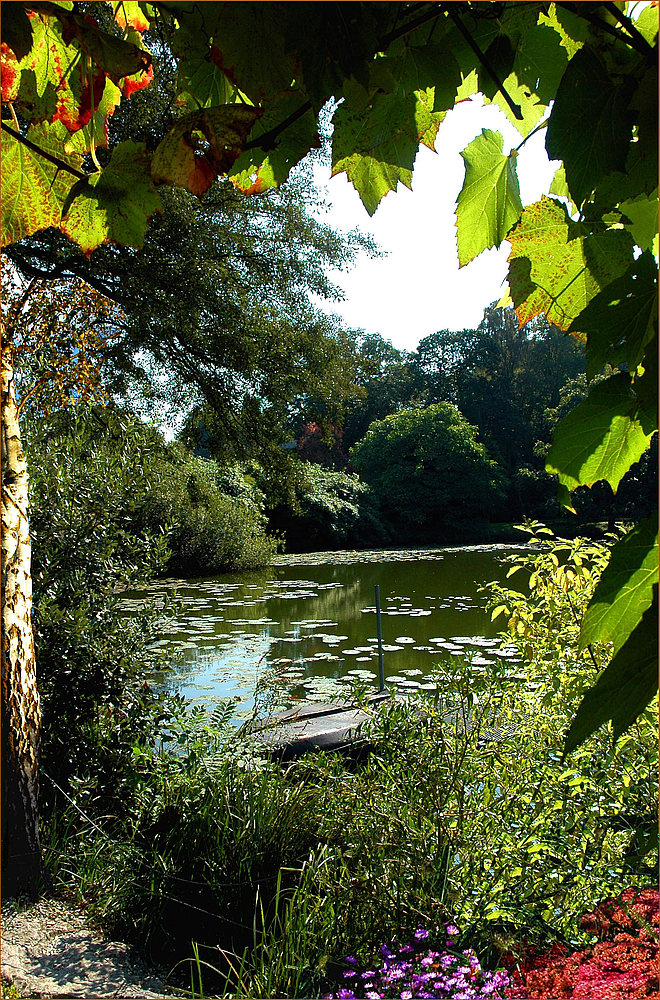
<box><xmin>313</xmin><ymin>94</ymin><xmax>559</xmax><ymax>353</ymax></box>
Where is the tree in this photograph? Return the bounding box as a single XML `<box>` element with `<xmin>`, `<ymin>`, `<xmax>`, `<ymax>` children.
<box><xmin>1</xmin><ymin>1</ymin><xmax>657</xmax><ymax>893</ymax></box>
<box><xmin>351</xmin><ymin>403</ymin><xmax>503</xmax><ymax>536</ymax></box>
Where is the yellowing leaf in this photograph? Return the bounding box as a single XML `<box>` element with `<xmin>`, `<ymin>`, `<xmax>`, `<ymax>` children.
<box><xmin>151</xmin><ymin>105</ymin><xmax>260</xmax><ymax>197</ymax></box>
<box><xmin>1</xmin><ymin>121</ymin><xmax>81</xmax><ymax>246</ymax></box>
<box><xmin>456</xmin><ymin>129</ymin><xmax>523</xmax><ymax>267</ymax></box>
<box><xmin>507</xmin><ymin>196</ymin><xmax>632</xmax><ymax>329</ymax></box>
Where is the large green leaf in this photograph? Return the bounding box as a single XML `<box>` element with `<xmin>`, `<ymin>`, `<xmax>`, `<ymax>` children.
<box><xmin>545</xmin><ymin>373</ymin><xmax>655</xmax><ymax>492</ymax></box>
<box><xmin>564</xmin><ymin>591</ymin><xmax>658</xmax><ymax>754</ymax></box>
<box><xmin>1</xmin><ymin>121</ymin><xmax>80</xmax><ymax>246</ymax></box>
<box><xmin>61</xmin><ymin>141</ymin><xmax>161</xmax><ymax>253</ymax></box>
<box><xmin>546</xmin><ymin>45</ymin><xmax>635</xmax><ymax>208</ymax></box>
<box><xmin>456</xmin><ymin>129</ymin><xmax>523</xmax><ymax>267</ymax></box>
<box><xmin>332</xmin><ymin>87</ymin><xmax>441</xmax><ymax>215</ymax></box>
<box><xmin>230</xmin><ymin>92</ymin><xmax>320</xmax><ymax>191</ymax></box>
<box><xmin>571</xmin><ymin>253</ymin><xmax>658</xmax><ymax>379</ymax></box>
<box><xmin>620</xmin><ymin>190</ymin><xmax>659</xmax><ymax>255</ymax></box>
<box><xmin>581</xmin><ymin>518</ymin><xmax>659</xmax><ymax>653</ymax></box>
<box><xmin>507</xmin><ymin>196</ymin><xmax>633</xmax><ymax>329</ymax></box>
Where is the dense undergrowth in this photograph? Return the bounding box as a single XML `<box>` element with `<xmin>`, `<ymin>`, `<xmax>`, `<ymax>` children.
<box><xmin>39</xmin><ymin>528</ymin><xmax>657</xmax><ymax>998</ymax></box>
<box><xmin>25</xmin><ymin>410</ymin><xmax>657</xmax><ymax>997</ymax></box>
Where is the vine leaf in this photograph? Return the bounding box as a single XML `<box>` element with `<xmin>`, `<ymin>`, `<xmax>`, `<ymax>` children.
<box><xmin>151</xmin><ymin>105</ymin><xmax>260</xmax><ymax>197</ymax></box>
<box><xmin>564</xmin><ymin>591</ymin><xmax>658</xmax><ymax>755</ymax></box>
<box><xmin>545</xmin><ymin>45</ymin><xmax>635</xmax><ymax>208</ymax></box>
<box><xmin>1</xmin><ymin>5</ymin><xmax>34</xmax><ymax>61</ymax></box>
<box><xmin>1</xmin><ymin>121</ymin><xmax>81</xmax><ymax>246</ymax></box>
<box><xmin>61</xmin><ymin>141</ymin><xmax>161</xmax><ymax>254</ymax></box>
<box><xmin>580</xmin><ymin>518</ymin><xmax>658</xmax><ymax>654</ymax></box>
<box><xmin>507</xmin><ymin>196</ymin><xmax>632</xmax><ymax>329</ymax></box>
<box><xmin>570</xmin><ymin>253</ymin><xmax>658</xmax><ymax>380</ymax></box>
<box><xmin>332</xmin><ymin>86</ymin><xmax>443</xmax><ymax>215</ymax></box>
<box><xmin>545</xmin><ymin>373</ymin><xmax>655</xmax><ymax>493</ymax></box>
<box><xmin>456</xmin><ymin>129</ymin><xmax>522</xmax><ymax>267</ymax></box>
<box><xmin>230</xmin><ymin>92</ymin><xmax>319</xmax><ymax>192</ymax></box>
<box><xmin>620</xmin><ymin>190</ymin><xmax>659</xmax><ymax>255</ymax></box>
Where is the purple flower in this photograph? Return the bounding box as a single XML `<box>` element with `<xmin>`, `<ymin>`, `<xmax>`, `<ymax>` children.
<box><xmin>366</xmin><ymin>993</ymin><xmax>382</xmax><ymax>999</ymax></box>
<box><xmin>345</xmin><ymin>955</ymin><xmax>358</xmax><ymax>965</ymax></box>
<box><xmin>445</xmin><ymin>924</ymin><xmax>459</xmax><ymax>937</ymax></box>
<box><xmin>401</xmin><ymin>991</ymin><xmax>413</xmax><ymax>999</ymax></box>
<box><xmin>415</xmin><ymin>927</ymin><xmax>430</xmax><ymax>941</ymax></box>
<box><xmin>361</xmin><ymin>970</ymin><xmax>376</xmax><ymax>979</ymax></box>
<box><xmin>337</xmin><ymin>991</ymin><xmax>355</xmax><ymax>999</ymax></box>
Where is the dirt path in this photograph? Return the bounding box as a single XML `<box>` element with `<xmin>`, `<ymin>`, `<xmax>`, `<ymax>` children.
<box><xmin>1</xmin><ymin>897</ymin><xmax>173</xmax><ymax>999</ymax></box>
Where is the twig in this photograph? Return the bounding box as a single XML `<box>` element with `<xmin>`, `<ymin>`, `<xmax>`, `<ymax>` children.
<box><xmin>446</xmin><ymin>7</ymin><xmax>523</xmax><ymax>121</ymax></box>
<box><xmin>558</xmin><ymin>1</ymin><xmax>655</xmax><ymax>59</ymax></box>
<box><xmin>1</xmin><ymin>122</ymin><xmax>87</xmax><ymax>180</ymax></box>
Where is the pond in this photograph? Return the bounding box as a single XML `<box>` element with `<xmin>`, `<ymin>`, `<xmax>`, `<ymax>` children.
<box><xmin>119</xmin><ymin>545</ymin><xmax>528</xmax><ymax>722</ymax></box>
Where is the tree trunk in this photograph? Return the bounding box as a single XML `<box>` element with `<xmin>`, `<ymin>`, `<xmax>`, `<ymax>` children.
<box><xmin>1</xmin><ymin>324</ymin><xmax>42</xmax><ymax>898</ymax></box>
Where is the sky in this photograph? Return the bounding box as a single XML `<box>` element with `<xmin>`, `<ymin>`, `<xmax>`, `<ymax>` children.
<box><xmin>312</xmin><ymin>95</ymin><xmax>559</xmax><ymax>353</ymax></box>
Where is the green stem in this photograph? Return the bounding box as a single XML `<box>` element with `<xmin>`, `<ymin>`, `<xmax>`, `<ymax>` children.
<box><xmin>514</xmin><ymin>118</ymin><xmax>548</xmax><ymax>154</ymax></box>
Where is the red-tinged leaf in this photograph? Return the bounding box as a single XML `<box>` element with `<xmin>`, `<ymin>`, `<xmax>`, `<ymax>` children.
<box><xmin>61</xmin><ymin>140</ymin><xmax>162</xmax><ymax>254</ymax></box>
<box><xmin>113</xmin><ymin>1</ymin><xmax>150</xmax><ymax>33</ymax></box>
<box><xmin>15</xmin><ymin>13</ymin><xmax>81</xmax><ymax>124</ymax></box>
<box><xmin>507</xmin><ymin>196</ymin><xmax>633</xmax><ymax>330</ymax></box>
<box><xmin>151</xmin><ymin>105</ymin><xmax>260</xmax><ymax>197</ymax></box>
<box><xmin>64</xmin><ymin>75</ymin><xmax>122</xmax><ymax>154</ymax></box>
<box><xmin>119</xmin><ymin>27</ymin><xmax>153</xmax><ymax>98</ymax></box>
<box><xmin>1</xmin><ymin>42</ymin><xmax>20</xmax><ymax>102</ymax></box>
<box><xmin>57</xmin><ymin>9</ymin><xmax>151</xmax><ymax>83</ymax></box>
<box><xmin>1</xmin><ymin>120</ymin><xmax>81</xmax><ymax>246</ymax></box>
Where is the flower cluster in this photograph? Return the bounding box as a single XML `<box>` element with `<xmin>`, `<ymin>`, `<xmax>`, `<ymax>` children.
<box><xmin>327</xmin><ymin>925</ymin><xmax>511</xmax><ymax>999</ymax></box>
<box><xmin>503</xmin><ymin>888</ymin><xmax>659</xmax><ymax>999</ymax></box>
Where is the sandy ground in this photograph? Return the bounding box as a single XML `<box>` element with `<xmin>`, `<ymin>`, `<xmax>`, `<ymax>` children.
<box><xmin>1</xmin><ymin>897</ymin><xmax>172</xmax><ymax>999</ymax></box>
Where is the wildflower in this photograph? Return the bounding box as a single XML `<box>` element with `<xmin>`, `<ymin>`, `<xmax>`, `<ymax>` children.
<box><xmin>415</xmin><ymin>927</ymin><xmax>431</xmax><ymax>941</ymax></box>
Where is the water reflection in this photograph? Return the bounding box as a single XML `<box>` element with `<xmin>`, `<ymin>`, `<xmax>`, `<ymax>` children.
<box><xmin>120</xmin><ymin>546</ymin><xmax>527</xmax><ymax>720</ymax></box>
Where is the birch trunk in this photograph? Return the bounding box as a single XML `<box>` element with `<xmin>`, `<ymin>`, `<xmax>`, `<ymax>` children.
<box><xmin>1</xmin><ymin>323</ymin><xmax>42</xmax><ymax>898</ymax></box>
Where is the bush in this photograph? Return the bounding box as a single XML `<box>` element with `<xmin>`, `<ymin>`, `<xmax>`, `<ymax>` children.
<box><xmin>351</xmin><ymin>404</ymin><xmax>505</xmax><ymax>540</ymax></box>
<box><xmin>267</xmin><ymin>462</ymin><xmax>388</xmax><ymax>552</ymax></box>
<box><xmin>136</xmin><ymin>447</ymin><xmax>278</xmax><ymax>574</ymax></box>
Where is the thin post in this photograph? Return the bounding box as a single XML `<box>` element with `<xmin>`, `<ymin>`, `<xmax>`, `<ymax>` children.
<box><xmin>375</xmin><ymin>585</ymin><xmax>385</xmax><ymax>691</ymax></box>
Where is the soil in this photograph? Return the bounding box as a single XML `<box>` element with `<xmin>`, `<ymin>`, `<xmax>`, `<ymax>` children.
<box><xmin>1</xmin><ymin>897</ymin><xmax>173</xmax><ymax>999</ymax></box>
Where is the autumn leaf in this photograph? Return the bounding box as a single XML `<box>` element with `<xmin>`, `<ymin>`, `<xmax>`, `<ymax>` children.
<box><xmin>1</xmin><ymin>120</ymin><xmax>81</xmax><ymax>246</ymax></box>
<box><xmin>151</xmin><ymin>105</ymin><xmax>260</xmax><ymax>197</ymax></box>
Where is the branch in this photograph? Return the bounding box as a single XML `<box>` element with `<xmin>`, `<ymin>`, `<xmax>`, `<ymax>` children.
<box><xmin>445</xmin><ymin>7</ymin><xmax>523</xmax><ymax>121</ymax></box>
<box><xmin>558</xmin><ymin>1</ymin><xmax>656</xmax><ymax>59</ymax></box>
<box><xmin>243</xmin><ymin>4</ymin><xmax>446</xmax><ymax>155</ymax></box>
<box><xmin>1</xmin><ymin>122</ymin><xmax>87</xmax><ymax>180</ymax></box>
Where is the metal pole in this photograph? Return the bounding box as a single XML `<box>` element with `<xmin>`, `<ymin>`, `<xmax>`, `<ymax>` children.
<box><xmin>375</xmin><ymin>584</ymin><xmax>385</xmax><ymax>691</ymax></box>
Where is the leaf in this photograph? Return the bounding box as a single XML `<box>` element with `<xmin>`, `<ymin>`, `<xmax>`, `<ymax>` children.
<box><xmin>620</xmin><ymin>190</ymin><xmax>659</xmax><ymax>255</ymax></box>
<box><xmin>151</xmin><ymin>105</ymin><xmax>260</xmax><ymax>197</ymax></box>
<box><xmin>564</xmin><ymin>592</ymin><xmax>658</xmax><ymax>754</ymax></box>
<box><xmin>113</xmin><ymin>1</ymin><xmax>151</xmax><ymax>32</ymax></box>
<box><xmin>580</xmin><ymin>517</ymin><xmax>658</xmax><ymax>654</ymax></box>
<box><xmin>571</xmin><ymin>252</ymin><xmax>658</xmax><ymax>379</ymax></box>
<box><xmin>1</xmin><ymin>120</ymin><xmax>80</xmax><ymax>246</ymax></box>
<box><xmin>507</xmin><ymin>196</ymin><xmax>633</xmax><ymax>330</ymax></box>
<box><xmin>63</xmin><ymin>75</ymin><xmax>122</xmax><ymax>154</ymax></box>
<box><xmin>14</xmin><ymin>13</ymin><xmax>79</xmax><ymax>125</ymax></box>
<box><xmin>57</xmin><ymin>9</ymin><xmax>151</xmax><ymax>83</ymax></box>
<box><xmin>332</xmin><ymin>87</ymin><xmax>442</xmax><ymax>215</ymax></box>
<box><xmin>230</xmin><ymin>91</ymin><xmax>319</xmax><ymax>190</ymax></box>
<box><xmin>1</xmin><ymin>42</ymin><xmax>21</xmax><ymax>102</ymax></box>
<box><xmin>539</xmin><ymin>4</ymin><xmax>588</xmax><ymax>59</ymax></box>
<box><xmin>2</xmin><ymin>5</ymin><xmax>34</xmax><ymax>61</ymax></box>
<box><xmin>60</xmin><ymin>140</ymin><xmax>161</xmax><ymax>254</ymax></box>
<box><xmin>545</xmin><ymin>373</ymin><xmax>655</xmax><ymax>493</ymax></box>
<box><xmin>456</xmin><ymin>129</ymin><xmax>523</xmax><ymax>267</ymax></box>
<box><xmin>546</xmin><ymin>45</ymin><xmax>635</xmax><ymax>208</ymax></box>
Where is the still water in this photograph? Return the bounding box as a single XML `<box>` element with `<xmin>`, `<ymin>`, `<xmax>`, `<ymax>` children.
<box><xmin>119</xmin><ymin>545</ymin><xmax>527</xmax><ymax>721</ymax></box>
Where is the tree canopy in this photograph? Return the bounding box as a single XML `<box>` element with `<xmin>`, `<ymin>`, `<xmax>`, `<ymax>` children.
<box><xmin>2</xmin><ymin>0</ymin><xmax>657</xmax><ymax>749</ymax></box>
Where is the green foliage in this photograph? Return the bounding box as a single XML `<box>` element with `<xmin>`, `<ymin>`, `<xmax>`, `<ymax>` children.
<box><xmin>267</xmin><ymin>462</ymin><xmax>387</xmax><ymax>553</ymax></box>
<box><xmin>3</xmin><ymin>0</ymin><xmax>657</xmax><ymax>760</ymax></box>
<box><xmin>456</xmin><ymin>129</ymin><xmax>522</xmax><ymax>266</ymax></box>
<box><xmin>351</xmin><ymin>403</ymin><xmax>504</xmax><ymax>538</ymax></box>
<box><xmin>137</xmin><ymin>447</ymin><xmax>278</xmax><ymax>575</ymax></box>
